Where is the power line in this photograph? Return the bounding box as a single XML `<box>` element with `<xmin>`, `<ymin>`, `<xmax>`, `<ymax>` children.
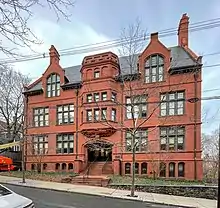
<box><xmin>1</xmin><ymin>17</ymin><xmax>220</xmax><ymax>64</ymax></box>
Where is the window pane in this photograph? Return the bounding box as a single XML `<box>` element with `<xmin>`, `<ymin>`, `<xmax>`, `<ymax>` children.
<box><xmin>69</xmin><ymin>105</ymin><xmax>74</xmax><ymax>111</ymax></box>
<box><xmin>159</xmin><ymin>56</ymin><xmax>164</xmax><ymax>65</ymax></box>
<box><xmin>169</xmin><ymin>93</ymin><xmax>175</xmax><ymax>100</ymax></box>
<box><xmin>178</xmin><ymin>92</ymin><xmax>184</xmax><ymax>99</ymax></box>
<box><xmin>145</xmin><ymin>59</ymin><xmax>150</xmax><ymax>67</ymax></box>
<box><xmin>152</xmin><ymin>67</ymin><xmax>156</xmax><ymax>74</ymax></box>
<box><xmin>178</xmin><ymin>136</ymin><xmax>184</xmax><ymax>143</ymax></box>
<box><xmin>159</xmin><ymin>74</ymin><xmax>163</xmax><ymax>81</ymax></box>
<box><xmin>161</xmin><ymin>103</ymin><xmax>166</xmax><ymax>110</ymax></box>
<box><xmin>161</xmin><ymin>137</ymin><xmax>166</xmax><ymax>144</ymax></box>
<box><xmin>177</xmin><ymin>108</ymin><xmax>183</xmax><ymax>115</ymax></box>
<box><xmin>169</xmin><ymin>108</ymin><xmax>175</xmax><ymax>115</ymax></box>
<box><xmin>151</xmin><ymin>56</ymin><xmax>157</xmax><ymax>65</ymax></box>
<box><xmin>152</xmin><ymin>75</ymin><xmax>156</xmax><ymax>82</ymax></box>
<box><xmin>145</xmin><ymin>68</ymin><xmax>149</xmax><ymax>76</ymax></box>
<box><xmin>160</xmin><ymin>94</ymin><xmax>166</xmax><ymax>101</ymax></box>
<box><xmin>64</xmin><ymin>105</ymin><xmax>69</xmax><ymax>111</ymax></box>
<box><xmin>145</xmin><ymin>76</ymin><xmax>150</xmax><ymax>83</ymax></box>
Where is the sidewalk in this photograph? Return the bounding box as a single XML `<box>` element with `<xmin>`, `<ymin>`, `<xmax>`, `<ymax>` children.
<box><xmin>0</xmin><ymin>175</ymin><xmax>217</xmax><ymax>208</ymax></box>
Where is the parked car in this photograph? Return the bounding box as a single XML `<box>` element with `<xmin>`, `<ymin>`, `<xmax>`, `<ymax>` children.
<box><xmin>0</xmin><ymin>184</ymin><xmax>35</xmax><ymax>208</ymax></box>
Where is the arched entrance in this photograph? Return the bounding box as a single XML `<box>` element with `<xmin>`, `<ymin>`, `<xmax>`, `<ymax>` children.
<box><xmin>85</xmin><ymin>139</ymin><xmax>113</xmax><ymax>162</ymax></box>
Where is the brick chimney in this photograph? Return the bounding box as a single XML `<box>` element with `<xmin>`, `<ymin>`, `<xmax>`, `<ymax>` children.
<box><xmin>178</xmin><ymin>13</ymin><xmax>189</xmax><ymax>48</ymax></box>
<box><xmin>49</xmin><ymin>45</ymin><xmax>60</xmax><ymax>64</ymax></box>
<box><xmin>151</xmin><ymin>32</ymin><xmax>158</xmax><ymax>41</ymax></box>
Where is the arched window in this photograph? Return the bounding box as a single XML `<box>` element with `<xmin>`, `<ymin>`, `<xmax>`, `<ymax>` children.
<box><xmin>68</xmin><ymin>163</ymin><xmax>74</xmax><ymax>170</ymax></box>
<box><xmin>62</xmin><ymin>163</ymin><xmax>66</xmax><ymax>170</ymax></box>
<box><xmin>43</xmin><ymin>163</ymin><xmax>47</xmax><ymax>170</ymax></box>
<box><xmin>31</xmin><ymin>164</ymin><xmax>35</xmax><ymax>171</ymax></box>
<box><xmin>55</xmin><ymin>163</ymin><xmax>60</xmax><ymax>170</ymax></box>
<box><xmin>169</xmin><ymin>162</ymin><xmax>175</xmax><ymax>177</ymax></box>
<box><xmin>135</xmin><ymin>163</ymin><xmax>139</xmax><ymax>174</ymax></box>
<box><xmin>47</xmin><ymin>73</ymin><xmax>60</xmax><ymax>97</ymax></box>
<box><xmin>125</xmin><ymin>163</ymin><xmax>131</xmax><ymax>174</ymax></box>
<box><xmin>159</xmin><ymin>162</ymin><xmax>166</xmax><ymax>177</ymax></box>
<box><xmin>141</xmin><ymin>162</ymin><xmax>147</xmax><ymax>174</ymax></box>
<box><xmin>178</xmin><ymin>162</ymin><xmax>185</xmax><ymax>177</ymax></box>
<box><xmin>145</xmin><ymin>54</ymin><xmax>164</xmax><ymax>83</ymax></box>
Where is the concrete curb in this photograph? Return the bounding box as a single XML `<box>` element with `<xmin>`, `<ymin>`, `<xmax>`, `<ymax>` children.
<box><xmin>1</xmin><ymin>181</ymin><xmax>195</xmax><ymax>208</ymax></box>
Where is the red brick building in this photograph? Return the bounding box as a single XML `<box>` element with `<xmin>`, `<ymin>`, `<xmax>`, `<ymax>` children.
<box><xmin>24</xmin><ymin>14</ymin><xmax>203</xmax><ymax>180</ymax></box>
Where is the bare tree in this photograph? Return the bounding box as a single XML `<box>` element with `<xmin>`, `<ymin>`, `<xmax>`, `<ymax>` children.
<box><xmin>0</xmin><ymin>65</ymin><xmax>30</xmax><ymax>142</ymax></box>
<box><xmin>0</xmin><ymin>0</ymin><xmax>75</xmax><ymax>57</ymax></box>
<box><xmin>202</xmin><ymin>129</ymin><xmax>219</xmax><ymax>180</ymax></box>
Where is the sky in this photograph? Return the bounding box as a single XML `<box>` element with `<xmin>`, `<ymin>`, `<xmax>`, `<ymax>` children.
<box><xmin>1</xmin><ymin>0</ymin><xmax>220</xmax><ymax>134</ymax></box>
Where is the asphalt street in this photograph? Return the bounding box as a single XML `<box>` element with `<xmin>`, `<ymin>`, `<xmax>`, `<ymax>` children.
<box><xmin>3</xmin><ymin>184</ymin><xmax>187</xmax><ymax>208</ymax></box>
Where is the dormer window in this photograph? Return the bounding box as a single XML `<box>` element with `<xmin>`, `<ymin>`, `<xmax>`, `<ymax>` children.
<box><xmin>94</xmin><ymin>71</ymin><xmax>100</xmax><ymax>78</ymax></box>
<box><xmin>46</xmin><ymin>73</ymin><xmax>60</xmax><ymax>97</ymax></box>
<box><xmin>145</xmin><ymin>55</ymin><xmax>164</xmax><ymax>83</ymax></box>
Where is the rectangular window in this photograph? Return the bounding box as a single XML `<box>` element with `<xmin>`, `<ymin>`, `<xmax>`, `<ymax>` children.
<box><xmin>125</xmin><ymin>130</ymin><xmax>148</xmax><ymax>152</ymax></box>
<box><xmin>94</xmin><ymin>109</ymin><xmax>100</xmax><ymax>121</ymax></box>
<box><xmin>33</xmin><ymin>107</ymin><xmax>49</xmax><ymax>127</ymax></box>
<box><xmin>101</xmin><ymin>108</ymin><xmax>107</xmax><ymax>120</ymax></box>
<box><xmin>94</xmin><ymin>71</ymin><xmax>100</xmax><ymax>78</ymax></box>
<box><xmin>160</xmin><ymin>91</ymin><xmax>185</xmax><ymax>116</ymax></box>
<box><xmin>111</xmin><ymin>109</ymin><xmax>116</xmax><ymax>121</ymax></box>
<box><xmin>160</xmin><ymin>126</ymin><xmax>185</xmax><ymax>151</ymax></box>
<box><xmin>86</xmin><ymin>110</ymin><xmax>92</xmax><ymax>121</ymax></box>
<box><xmin>126</xmin><ymin>95</ymin><xmax>147</xmax><ymax>119</ymax></box>
<box><xmin>111</xmin><ymin>92</ymin><xmax>117</xmax><ymax>102</ymax></box>
<box><xmin>33</xmin><ymin>135</ymin><xmax>48</xmax><ymax>155</ymax></box>
<box><xmin>101</xmin><ymin>92</ymin><xmax>107</xmax><ymax>101</ymax></box>
<box><xmin>57</xmin><ymin>104</ymin><xmax>74</xmax><ymax>125</ymax></box>
<box><xmin>94</xmin><ymin>93</ymin><xmax>100</xmax><ymax>102</ymax></box>
<box><xmin>87</xmin><ymin>94</ymin><xmax>92</xmax><ymax>103</ymax></box>
<box><xmin>56</xmin><ymin>134</ymin><xmax>74</xmax><ymax>154</ymax></box>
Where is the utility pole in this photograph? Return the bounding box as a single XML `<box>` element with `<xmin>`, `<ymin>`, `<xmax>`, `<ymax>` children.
<box><xmin>22</xmin><ymin>94</ymin><xmax>28</xmax><ymax>183</ymax></box>
<box><xmin>217</xmin><ymin>124</ymin><xmax>220</xmax><ymax>208</ymax></box>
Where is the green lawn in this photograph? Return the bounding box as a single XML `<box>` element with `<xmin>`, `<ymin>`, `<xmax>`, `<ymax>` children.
<box><xmin>0</xmin><ymin>171</ymin><xmax>78</xmax><ymax>182</ymax></box>
<box><xmin>109</xmin><ymin>175</ymin><xmax>205</xmax><ymax>185</ymax></box>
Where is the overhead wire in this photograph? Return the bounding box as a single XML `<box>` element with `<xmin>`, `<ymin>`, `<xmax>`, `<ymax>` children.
<box><xmin>0</xmin><ymin>17</ymin><xmax>220</xmax><ymax>64</ymax></box>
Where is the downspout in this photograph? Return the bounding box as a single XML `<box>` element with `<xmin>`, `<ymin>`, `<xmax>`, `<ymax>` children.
<box><xmin>75</xmin><ymin>88</ymin><xmax>79</xmax><ymax>159</ymax></box>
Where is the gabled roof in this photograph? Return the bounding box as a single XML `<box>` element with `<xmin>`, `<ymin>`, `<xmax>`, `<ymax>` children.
<box><xmin>26</xmin><ymin>46</ymin><xmax>199</xmax><ymax>93</ymax></box>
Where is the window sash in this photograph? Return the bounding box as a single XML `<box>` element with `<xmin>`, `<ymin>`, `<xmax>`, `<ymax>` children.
<box><xmin>33</xmin><ymin>136</ymin><xmax>48</xmax><ymax>155</ymax></box>
<box><xmin>101</xmin><ymin>108</ymin><xmax>107</xmax><ymax>120</ymax></box>
<box><xmin>125</xmin><ymin>130</ymin><xmax>148</xmax><ymax>152</ymax></box>
<box><xmin>111</xmin><ymin>109</ymin><xmax>116</xmax><ymax>121</ymax></box>
<box><xmin>145</xmin><ymin>55</ymin><xmax>164</xmax><ymax>83</ymax></box>
<box><xmin>33</xmin><ymin>107</ymin><xmax>49</xmax><ymax>127</ymax></box>
<box><xmin>160</xmin><ymin>127</ymin><xmax>185</xmax><ymax>151</ymax></box>
<box><xmin>126</xmin><ymin>96</ymin><xmax>147</xmax><ymax>119</ymax></box>
<box><xmin>101</xmin><ymin>92</ymin><xmax>107</xmax><ymax>101</ymax></box>
<box><xmin>57</xmin><ymin>104</ymin><xmax>74</xmax><ymax>125</ymax></box>
<box><xmin>86</xmin><ymin>110</ymin><xmax>92</xmax><ymax>121</ymax></box>
<box><xmin>160</xmin><ymin>92</ymin><xmax>185</xmax><ymax>116</ymax></box>
<box><xmin>56</xmin><ymin>134</ymin><xmax>74</xmax><ymax>154</ymax></box>
<box><xmin>46</xmin><ymin>74</ymin><xmax>60</xmax><ymax>97</ymax></box>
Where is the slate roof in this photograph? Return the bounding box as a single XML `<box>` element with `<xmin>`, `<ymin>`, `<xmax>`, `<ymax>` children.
<box><xmin>26</xmin><ymin>46</ymin><xmax>199</xmax><ymax>93</ymax></box>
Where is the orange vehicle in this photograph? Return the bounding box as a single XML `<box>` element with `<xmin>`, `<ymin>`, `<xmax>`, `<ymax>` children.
<box><xmin>0</xmin><ymin>156</ymin><xmax>15</xmax><ymax>171</ymax></box>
